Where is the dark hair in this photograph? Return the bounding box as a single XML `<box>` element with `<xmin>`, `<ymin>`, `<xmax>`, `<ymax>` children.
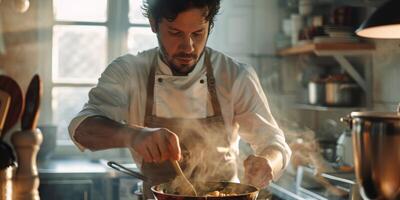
<box><xmin>143</xmin><ymin>0</ymin><xmax>221</xmax><ymax>30</ymax></box>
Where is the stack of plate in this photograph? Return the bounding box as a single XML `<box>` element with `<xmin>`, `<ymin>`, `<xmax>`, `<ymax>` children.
<box><xmin>314</xmin><ymin>26</ymin><xmax>359</xmax><ymax>43</ymax></box>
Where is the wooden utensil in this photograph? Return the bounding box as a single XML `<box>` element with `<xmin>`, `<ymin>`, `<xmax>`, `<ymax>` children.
<box><xmin>0</xmin><ymin>90</ymin><xmax>11</xmax><ymax>133</ymax></box>
<box><xmin>21</xmin><ymin>74</ymin><xmax>42</xmax><ymax>130</ymax></box>
<box><xmin>0</xmin><ymin>75</ymin><xmax>23</xmax><ymax>138</ymax></box>
<box><xmin>171</xmin><ymin>160</ymin><xmax>198</xmax><ymax>196</ymax></box>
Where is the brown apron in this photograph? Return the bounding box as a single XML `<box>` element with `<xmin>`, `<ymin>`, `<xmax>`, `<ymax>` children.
<box><xmin>141</xmin><ymin>52</ymin><xmax>237</xmax><ymax>199</ymax></box>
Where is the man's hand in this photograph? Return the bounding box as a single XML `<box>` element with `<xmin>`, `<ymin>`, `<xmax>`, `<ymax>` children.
<box><xmin>243</xmin><ymin>155</ymin><xmax>274</xmax><ymax>188</ymax></box>
<box><xmin>132</xmin><ymin>127</ymin><xmax>181</xmax><ymax>163</ymax></box>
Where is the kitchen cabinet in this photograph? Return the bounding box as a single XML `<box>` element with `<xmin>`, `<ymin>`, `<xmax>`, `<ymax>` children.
<box><xmin>277</xmin><ymin>42</ymin><xmax>375</xmax><ymax>111</ymax></box>
<box><xmin>39</xmin><ymin>179</ymin><xmax>93</xmax><ymax>200</ymax></box>
<box><xmin>38</xmin><ymin>159</ymin><xmax>115</xmax><ymax>200</ymax></box>
<box><xmin>37</xmin><ymin>159</ymin><xmax>143</xmax><ymax>200</ymax></box>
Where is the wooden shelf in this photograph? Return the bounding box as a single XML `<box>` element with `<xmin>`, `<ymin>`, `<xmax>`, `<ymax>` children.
<box><xmin>277</xmin><ymin>42</ymin><xmax>375</xmax><ymax>109</ymax></box>
<box><xmin>277</xmin><ymin>42</ymin><xmax>375</xmax><ymax>56</ymax></box>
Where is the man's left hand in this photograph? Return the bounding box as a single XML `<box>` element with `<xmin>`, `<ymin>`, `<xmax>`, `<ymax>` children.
<box><xmin>243</xmin><ymin>155</ymin><xmax>274</xmax><ymax>188</ymax></box>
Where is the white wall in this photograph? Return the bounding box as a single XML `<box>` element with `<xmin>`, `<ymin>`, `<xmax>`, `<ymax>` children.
<box><xmin>208</xmin><ymin>0</ymin><xmax>280</xmax><ymax>64</ymax></box>
<box><xmin>371</xmin><ymin>39</ymin><xmax>400</xmax><ymax>111</ymax></box>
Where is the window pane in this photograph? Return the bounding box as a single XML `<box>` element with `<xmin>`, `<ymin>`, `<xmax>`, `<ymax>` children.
<box><xmin>53</xmin><ymin>87</ymin><xmax>91</xmax><ymax>143</ymax></box>
<box><xmin>129</xmin><ymin>0</ymin><xmax>148</xmax><ymax>24</ymax></box>
<box><xmin>53</xmin><ymin>25</ymin><xmax>107</xmax><ymax>83</ymax></box>
<box><xmin>127</xmin><ymin>27</ymin><xmax>157</xmax><ymax>54</ymax></box>
<box><xmin>53</xmin><ymin>0</ymin><xmax>107</xmax><ymax>22</ymax></box>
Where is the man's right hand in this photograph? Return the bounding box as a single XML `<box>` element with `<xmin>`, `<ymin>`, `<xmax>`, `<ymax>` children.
<box><xmin>131</xmin><ymin>127</ymin><xmax>181</xmax><ymax>163</ymax></box>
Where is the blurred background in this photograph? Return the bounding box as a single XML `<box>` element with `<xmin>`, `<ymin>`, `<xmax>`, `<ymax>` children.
<box><xmin>0</xmin><ymin>0</ymin><xmax>399</xmax><ymax>199</ymax></box>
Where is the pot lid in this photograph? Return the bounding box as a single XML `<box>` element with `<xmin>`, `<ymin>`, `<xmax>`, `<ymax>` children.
<box><xmin>351</xmin><ymin>111</ymin><xmax>400</xmax><ymax>119</ymax></box>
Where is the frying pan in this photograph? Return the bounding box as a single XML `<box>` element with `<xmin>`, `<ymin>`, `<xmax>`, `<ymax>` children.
<box><xmin>107</xmin><ymin>161</ymin><xmax>259</xmax><ymax>200</ymax></box>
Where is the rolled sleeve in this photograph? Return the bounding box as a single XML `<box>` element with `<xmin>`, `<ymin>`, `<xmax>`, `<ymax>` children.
<box><xmin>233</xmin><ymin>65</ymin><xmax>292</xmax><ymax>173</ymax></box>
<box><xmin>68</xmin><ymin>58</ymin><xmax>131</xmax><ymax>150</ymax></box>
<box><xmin>68</xmin><ymin>113</ymin><xmax>98</xmax><ymax>151</ymax></box>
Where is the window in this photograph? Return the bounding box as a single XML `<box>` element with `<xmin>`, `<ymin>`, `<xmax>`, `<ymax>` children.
<box><xmin>42</xmin><ymin>0</ymin><xmax>157</xmax><ymax>149</ymax></box>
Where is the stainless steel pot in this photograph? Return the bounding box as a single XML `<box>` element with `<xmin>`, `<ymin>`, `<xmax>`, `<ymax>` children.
<box><xmin>342</xmin><ymin>111</ymin><xmax>400</xmax><ymax>200</ymax></box>
<box><xmin>308</xmin><ymin>81</ymin><xmax>325</xmax><ymax>105</ymax></box>
<box><xmin>325</xmin><ymin>82</ymin><xmax>360</xmax><ymax>106</ymax></box>
<box><xmin>308</xmin><ymin>81</ymin><xmax>360</xmax><ymax>106</ymax></box>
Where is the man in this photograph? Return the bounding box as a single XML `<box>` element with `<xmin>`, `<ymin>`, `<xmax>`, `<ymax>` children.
<box><xmin>69</xmin><ymin>0</ymin><xmax>291</xmax><ymax>198</ymax></box>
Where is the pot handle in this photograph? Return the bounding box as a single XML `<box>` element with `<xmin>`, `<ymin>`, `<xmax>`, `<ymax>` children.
<box><xmin>340</xmin><ymin>115</ymin><xmax>352</xmax><ymax>129</ymax></box>
<box><xmin>108</xmin><ymin>161</ymin><xmax>148</xmax><ymax>181</ymax></box>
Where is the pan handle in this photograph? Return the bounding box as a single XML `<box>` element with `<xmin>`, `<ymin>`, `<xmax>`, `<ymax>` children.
<box><xmin>107</xmin><ymin>161</ymin><xmax>148</xmax><ymax>181</ymax></box>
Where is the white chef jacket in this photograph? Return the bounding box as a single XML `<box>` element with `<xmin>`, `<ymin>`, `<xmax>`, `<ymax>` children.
<box><xmin>68</xmin><ymin>47</ymin><xmax>292</xmax><ymax>172</ymax></box>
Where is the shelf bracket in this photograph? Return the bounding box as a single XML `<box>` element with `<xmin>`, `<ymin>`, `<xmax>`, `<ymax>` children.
<box><xmin>333</xmin><ymin>55</ymin><xmax>367</xmax><ymax>92</ymax></box>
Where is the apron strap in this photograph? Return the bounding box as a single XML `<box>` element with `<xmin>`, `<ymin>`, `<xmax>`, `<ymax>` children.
<box><xmin>143</xmin><ymin>54</ymin><xmax>169</xmax><ymax>199</ymax></box>
<box><xmin>144</xmin><ymin>57</ymin><xmax>156</xmax><ymax>126</ymax></box>
<box><xmin>205</xmin><ymin>52</ymin><xmax>222</xmax><ymax>116</ymax></box>
<box><xmin>144</xmin><ymin>50</ymin><xmax>223</xmax><ymax>122</ymax></box>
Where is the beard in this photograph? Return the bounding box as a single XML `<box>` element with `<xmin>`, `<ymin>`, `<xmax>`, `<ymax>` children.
<box><xmin>157</xmin><ymin>35</ymin><xmax>205</xmax><ymax>76</ymax></box>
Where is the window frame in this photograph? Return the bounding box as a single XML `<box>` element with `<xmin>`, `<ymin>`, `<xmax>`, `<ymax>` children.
<box><xmin>38</xmin><ymin>0</ymin><xmax>150</xmax><ymax>159</ymax></box>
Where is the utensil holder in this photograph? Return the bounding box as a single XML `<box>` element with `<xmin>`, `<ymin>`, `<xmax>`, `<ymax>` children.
<box><xmin>11</xmin><ymin>129</ymin><xmax>42</xmax><ymax>200</ymax></box>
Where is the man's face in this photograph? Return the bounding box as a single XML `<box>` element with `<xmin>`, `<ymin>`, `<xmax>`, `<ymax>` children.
<box><xmin>150</xmin><ymin>8</ymin><xmax>210</xmax><ymax>75</ymax></box>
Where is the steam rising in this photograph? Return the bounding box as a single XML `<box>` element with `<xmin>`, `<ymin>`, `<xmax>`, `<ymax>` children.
<box><xmin>167</xmin><ymin>119</ymin><xmax>238</xmax><ymax>192</ymax></box>
<box><xmin>165</xmin><ymin>114</ymin><xmax>335</xmax><ymax>195</ymax></box>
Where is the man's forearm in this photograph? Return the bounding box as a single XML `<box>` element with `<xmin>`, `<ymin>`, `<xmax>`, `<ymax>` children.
<box><xmin>260</xmin><ymin>147</ymin><xmax>284</xmax><ymax>179</ymax></box>
<box><xmin>74</xmin><ymin>116</ymin><xmax>141</xmax><ymax>151</ymax></box>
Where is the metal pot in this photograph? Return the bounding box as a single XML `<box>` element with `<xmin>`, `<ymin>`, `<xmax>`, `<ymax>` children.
<box><xmin>308</xmin><ymin>81</ymin><xmax>360</xmax><ymax>106</ymax></box>
<box><xmin>107</xmin><ymin>161</ymin><xmax>259</xmax><ymax>200</ymax></box>
<box><xmin>325</xmin><ymin>82</ymin><xmax>360</xmax><ymax>106</ymax></box>
<box><xmin>308</xmin><ymin>81</ymin><xmax>325</xmax><ymax>105</ymax></box>
<box><xmin>342</xmin><ymin>111</ymin><xmax>400</xmax><ymax>200</ymax></box>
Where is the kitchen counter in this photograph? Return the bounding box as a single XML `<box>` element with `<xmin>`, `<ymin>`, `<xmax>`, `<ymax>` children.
<box><xmin>38</xmin><ymin>158</ymin><xmax>139</xmax><ymax>179</ymax></box>
<box><xmin>269</xmin><ymin>173</ymin><xmax>333</xmax><ymax>200</ymax></box>
<box><xmin>39</xmin><ymin>159</ymin><xmax>109</xmax><ymax>179</ymax></box>
<box><xmin>269</xmin><ymin>173</ymin><xmax>304</xmax><ymax>200</ymax></box>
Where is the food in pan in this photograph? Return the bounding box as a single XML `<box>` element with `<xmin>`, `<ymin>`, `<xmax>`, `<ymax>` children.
<box><xmin>206</xmin><ymin>190</ymin><xmax>237</xmax><ymax>197</ymax></box>
<box><xmin>152</xmin><ymin>181</ymin><xmax>259</xmax><ymax>198</ymax></box>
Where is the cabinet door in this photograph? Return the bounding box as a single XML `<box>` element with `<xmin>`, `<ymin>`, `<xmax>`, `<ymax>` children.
<box><xmin>39</xmin><ymin>179</ymin><xmax>92</xmax><ymax>200</ymax></box>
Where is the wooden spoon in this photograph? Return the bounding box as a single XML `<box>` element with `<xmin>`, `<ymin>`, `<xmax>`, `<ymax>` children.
<box><xmin>0</xmin><ymin>75</ymin><xmax>23</xmax><ymax>138</ymax></box>
<box><xmin>171</xmin><ymin>160</ymin><xmax>198</xmax><ymax>196</ymax></box>
<box><xmin>0</xmin><ymin>90</ymin><xmax>11</xmax><ymax>133</ymax></box>
<box><xmin>21</xmin><ymin>74</ymin><xmax>42</xmax><ymax>130</ymax></box>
